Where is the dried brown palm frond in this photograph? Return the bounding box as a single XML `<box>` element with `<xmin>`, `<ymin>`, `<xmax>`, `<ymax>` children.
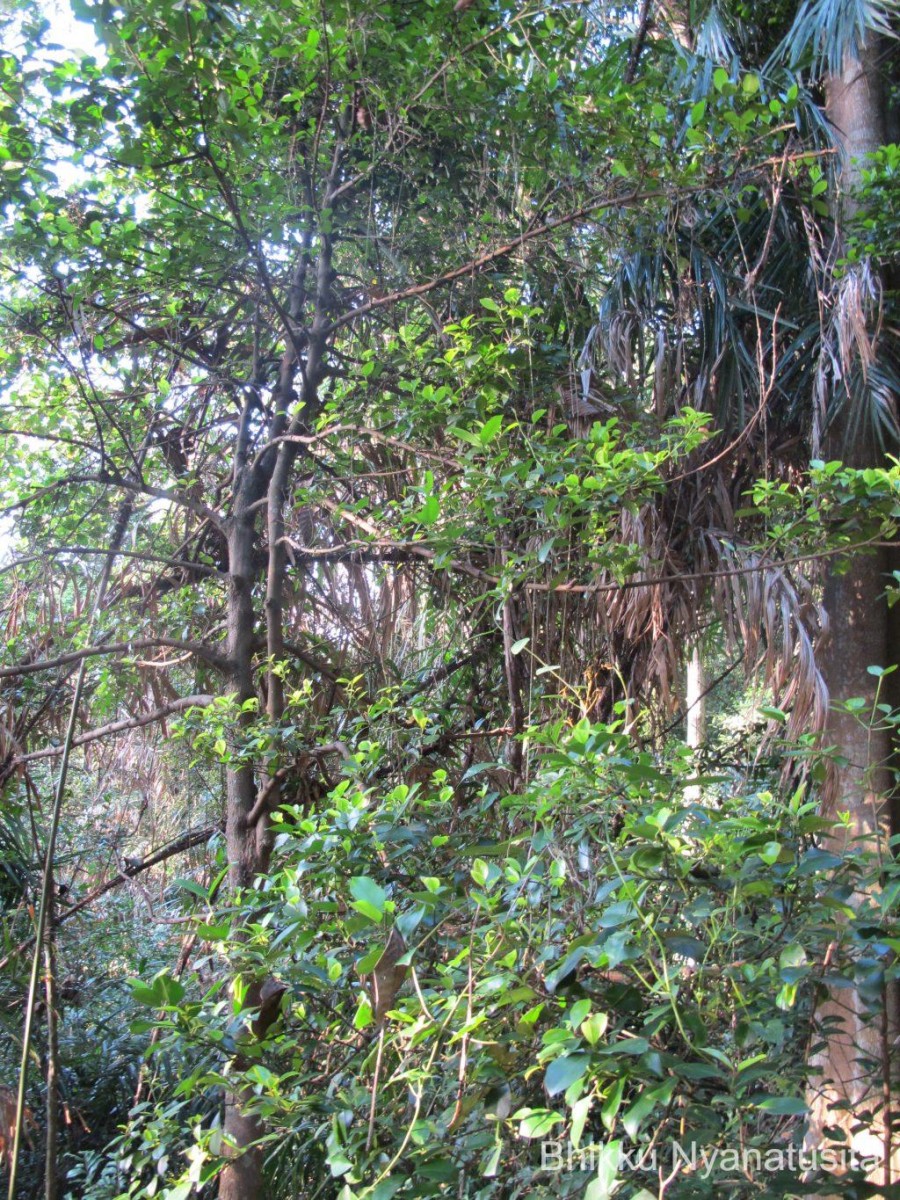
<box><xmin>0</xmin><ymin>702</ymin><xmax>22</xmax><ymax>769</ymax></box>
<box><xmin>517</xmin><ymin>458</ymin><xmax>827</xmax><ymax>761</ymax></box>
<box><xmin>0</xmin><ymin>1085</ymin><xmax>33</xmax><ymax>1167</ymax></box>
<box><xmin>557</xmin><ymin>379</ymin><xmax>615</xmax><ymax>440</ymax></box>
<box><xmin>812</xmin><ymin>259</ymin><xmax>899</xmax><ymax>455</ymax></box>
<box><xmin>707</xmin><ymin>534</ymin><xmax>828</xmax><ymax>741</ymax></box>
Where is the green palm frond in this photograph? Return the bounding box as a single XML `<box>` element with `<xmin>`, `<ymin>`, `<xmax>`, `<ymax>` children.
<box><xmin>694</xmin><ymin>3</ymin><xmax>740</xmax><ymax>63</ymax></box>
<box><xmin>768</xmin><ymin>0</ymin><xmax>899</xmax><ymax>78</ymax></box>
<box><xmin>0</xmin><ymin>803</ymin><xmax>35</xmax><ymax>908</ymax></box>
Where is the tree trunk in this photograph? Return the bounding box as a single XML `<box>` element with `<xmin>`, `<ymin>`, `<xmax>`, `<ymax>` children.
<box><xmin>43</xmin><ymin>884</ymin><xmax>59</xmax><ymax>1200</ymax></box>
<box><xmin>685</xmin><ymin>640</ymin><xmax>705</xmax><ymax>750</ymax></box>
<box><xmin>218</xmin><ymin>199</ymin><xmax>332</xmax><ymax>1198</ymax></box>
<box><xmin>805</xmin><ymin>34</ymin><xmax>899</xmax><ymax>1189</ymax></box>
<box><xmin>684</xmin><ymin>640</ymin><xmax>705</xmax><ymax>803</ymax></box>
<box><xmin>219</xmin><ymin>492</ymin><xmax>268</xmax><ymax>1200</ymax></box>
<box><xmin>809</xmin><ymin>544</ymin><xmax>897</xmax><ymax>1178</ymax></box>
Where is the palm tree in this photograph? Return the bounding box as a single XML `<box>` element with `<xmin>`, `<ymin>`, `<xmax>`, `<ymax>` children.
<box><xmin>576</xmin><ymin>0</ymin><xmax>899</xmax><ymax>1180</ymax></box>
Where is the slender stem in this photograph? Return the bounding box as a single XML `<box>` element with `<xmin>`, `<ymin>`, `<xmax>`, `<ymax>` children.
<box><xmin>9</xmin><ymin>653</ymin><xmax>92</xmax><ymax>1200</ymax></box>
<box><xmin>7</xmin><ymin>420</ymin><xmax>155</xmax><ymax>1199</ymax></box>
<box><xmin>43</xmin><ymin>882</ymin><xmax>59</xmax><ymax>1200</ymax></box>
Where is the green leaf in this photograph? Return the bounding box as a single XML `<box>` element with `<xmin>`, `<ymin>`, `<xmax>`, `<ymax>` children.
<box><xmin>173</xmin><ymin>877</ymin><xmax>207</xmax><ymax>898</ymax></box>
<box><xmin>568</xmin><ymin>998</ymin><xmax>591</xmax><ymax>1028</ymax></box>
<box><xmin>750</xmin><ymin>1095</ymin><xmax>808</xmax><ymax>1115</ymax></box>
<box><xmin>601</xmin><ymin>1077</ymin><xmax>625</xmax><ymax>1131</ymax></box>
<box><xmin>598</xmin><ymin>1038</ymin><xmax>649</xmax><ymax>1057</ymax></box>
<box><xmin>544</xmin><ymin>1053</ymin><xmax>589</xmax><ymax>1097</ymax></box>
<box><xmin>130</xmin><ymin>973</ymin><xmax>185</xmax><ymax>1008</ymax></box>
<box><xmin>480</xmin><ymin>414</ymin><xmax>503</xmax><ymax>443</ymax></box>
<box><xmin>537</xmin><ymin>537</ymin><xmax>555</xmax><ymax>563</ymax></box>
<box><xmin>349</xmin><ymin>876</ymin><xmax>386</xmax><ymax>917</ymax></box>
<box><xmin>197</xmin><ymin>923</ymin><xmax>230</xmax><ymax>941</ymax></box>
<box><xmin>354</xmin><ymin>997</ymin><xmax>373</xmax><ymax>1030</ymax></box>
<box><xmin>515</xmin><ymin>1108</ymin><xmax>563</xmax><ymax>1138</ymax></box>
<box><xmin>571</xmin><ymin>1095</ymin><xmax>591</xmax><ymax>1147</ymax></box>
<box><xmin>480</xmin><ymin>1142</ymin><xmax>502</xmax><ymax>1176</ymax></box>
<box><xmin>494</xmin><ymin>985</ymin><xmax>537</xmax><ymax>1008</ymax></box>
<box><xmin>352</xmin><ymin>900</ymin><xmax>383</xmax><ymax>923</ymax></box>
<box><xmin>663</xmin><ymin>935</ymin><xmax>704</xmax><ymax>960</ymax></box>
<box><xmin>131</xmin><ymin>982</ymin><xmax>163</xmax><ymax>1007</ymax></box>
<box><xmin>163</xmin><ymin>1182</ymin><xmax>192</xmax><ymax>1200</ymax></box>
<box><xmin>622</xmin><ymin>1079</ymin><xmax>675</xmax><ymax>1138</ymax></box>
<box><xmin>417</xmin><ymin>495</ymin><xmax>440</xmax><ymax>524</ymax></box>
<box><xmin>581</xmin><ymin>1012</ymin><xmax>608</xmax><ymax>1046</ymax></box>
<box><xmin>583</xmin><ymin>1140</ymin><xmax>620</xmax><ymax>1199</ymax></box>
<box><xmin>448</xmin><ymin>425</ymin><xmax>482</xmax><ymax>447</ymax></box>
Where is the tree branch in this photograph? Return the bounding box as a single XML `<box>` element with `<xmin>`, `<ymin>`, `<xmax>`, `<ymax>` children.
<box><xmin>0</xmin><ymin>823</ymin><xmax>221</xmax><ymax>973</ymax></box>
<box><xmin>0</xmin><ymin>474</ymin><xmax>225</xmax><ymax>531</ymax></box>
<box><xmin>624</xmin><ymin>0</ymin><xmax>653</xmax><ymax>84</ymax></box>
<box><xmin>326</xmin><ymin>183</ymin><xmax>689</xmax><ymax>333</ymax></box>
<box><xmin>327</xmin><ymin>160</ymin><xmax>825</xmax><ymax>334</ymax></box>
<box><xmin>0</xmin><ymin>545</ymin><xmax>223</xmax><ymax>578</ymax></box>
<box><xmin>0</xmin><ymin>640</ymin><xmax>226</xmax><ymax>681</ymax></box>
<box><xmin>11</xmin><ymin>694</ymin><xmax>215</xmax><ymax>764</ymax></box>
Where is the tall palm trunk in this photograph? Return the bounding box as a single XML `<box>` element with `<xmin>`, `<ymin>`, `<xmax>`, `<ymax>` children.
<box><xmin>806</xmin><ymin>33</ymin><xmax>899</xmax><ymax>1187</ymax></box>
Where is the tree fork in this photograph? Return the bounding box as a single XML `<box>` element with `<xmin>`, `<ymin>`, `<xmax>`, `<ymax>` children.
<box><xmin>218</xmin><ymin>138</ymin><xmax>341</xmax><ymax>1195</ymax></box>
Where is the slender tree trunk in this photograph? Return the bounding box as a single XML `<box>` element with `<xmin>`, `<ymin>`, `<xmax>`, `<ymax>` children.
<box><xmin>685</xmin><ymin>640</ymin><xmax>705</xmax><ymax>750</ymax></box>
<box><xmin>684</xmin><ymin>640</ymin><xmax>705</xmax><ymax>802</ymax></box>
<box><xmin>43</xmin><ymin>884</ymin><xmax>59</xmax><ymax>1200</ymax></box>
<box><xmin>806</xmin><ymin>35</ymin><xmax>899</xmax><ymax>1188</ymax></box>
<box><xmin>219</xmin><ymin>494</ymin><xmax>268</xmax><ymax>1200</ymax></box>
<box><xmin>218</xmin><ymin>168</ymin><xmax>336</xmax><ymax>1198</ymax></box>
<box><xmin>218</xmin><ymin>369</ymin><xmax>276</xmax><ymax>1199</ymax></box>
<box><xmin>502</xmin><ymin>591</ymin><xmax>525</xmax><ymax>785</ymax></box>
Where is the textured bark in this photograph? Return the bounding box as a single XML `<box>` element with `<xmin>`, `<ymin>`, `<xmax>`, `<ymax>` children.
<box><xmin>805</xmin><ymin>35</ymin><xmax>900</xmax><ymax>1190</ymax></box>
<box><xmin>808</xmin><ymin>543</ymin><xmax>897</xmax><ymax>1177</ymax></box>
<box><xmin>225</xmin><ymin>506</ymin><xmax>265</xmax><ymax>889</ymax></box>
<box><xmin>220</xmin><ymin>495</ymin><xmax>268</xmax><ymax>1200</ymax></box>
<box><xmin>220</xmin><ymin>1095</ymin><xmax>264</xmax><ymax>1200</ymax></box>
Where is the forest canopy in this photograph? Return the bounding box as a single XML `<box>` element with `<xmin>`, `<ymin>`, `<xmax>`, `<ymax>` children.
<box><xmin>0</xmin><ymin>1</ymin><xmax>898</xmax><ymax>1198</ymax></box>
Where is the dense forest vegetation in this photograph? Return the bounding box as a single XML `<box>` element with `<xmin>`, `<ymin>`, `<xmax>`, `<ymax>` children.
<box><xmin>0</xmin><ymin>0</ymin><xmax>898</xmax><ymax>1196</ymax></box>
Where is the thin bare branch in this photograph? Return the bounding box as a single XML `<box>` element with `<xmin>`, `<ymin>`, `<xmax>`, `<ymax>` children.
<box><xmin>0</xmin><ymin>640</ymin><xmax>226</xmax><ymax>681</ymax></box>
<box><xmin>0</xmin><ymin>823</ymin><xmax>220</xmax><ymax>974</ymax></box>
<box><xmin>0</xmin><ymin>474</ymin><xmax>225</xmax><ymax>531</ymax></box>
<box><xmin>0</xmin><ymin>545</ymin><xmax>222</xmax><ymax>578</ymax></box>
<box><xmin>10</xmin><ymin>693</ymin><xmax>215</xmax><ymax>764</ymax></box>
